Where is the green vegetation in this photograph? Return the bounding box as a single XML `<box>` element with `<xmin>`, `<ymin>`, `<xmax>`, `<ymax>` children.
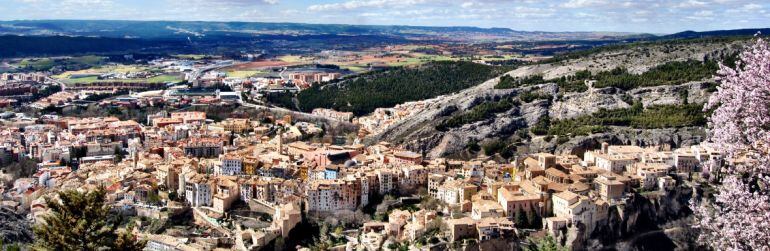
<box><xmin>520</xmin><ymin>91</ymin><xmax>553</xmax><ymax>103</ymax></box>
<box><xmin>496</xmin><ymin>60</ymin><xmax>719</xmax><ymax>91</ymax></box>
<box><xmin>18</xmin><ymin>56</ymin><xmax>106</xmax><ymax>71</ymax></box>
<box><xmin>18</xmin><ymin>58</ymin><xmax>54</xmax><ymax>71</ymax></box>
<box><xmin>545</xmin><ymin>102</ymin><xmax>707</xmax><ymax>137</ymax></box>
<box><xmin>530</xmin><ymin>116</ymin><xmax>551</xmax><ymax>135</ymax></box>
<box><xmin>308</xmin><ymin>223</ymin><xmax>348</xmax><ymax>250</ymax></box>
<box><xmin>64</xmin><ymin>74</ymin><xmax>182</xmax><ymax>84</ymax></box>
<box><xmin>514</xmin><ymin>207</ymin><xmax>542</xmax><ymax>229</ymax></box>
<box><xmin>33</xmin><ymin>188</ymin><xmax>145</xmax><ymax>250</ymax></box>
<box><xmin>266</xmin><ymin>93</ymin><xmax>297</xmax><ymax>110</ymax></box>
<box><xmin>543</xmin><ymin>35</ymin><xmax>750</xmax><ymax>64</ymax></box>
<box><xmin>436</xmin><ymin>98</ymin><xmax>518</xmax><ymax>131</ymax></box>
<box><xmin>482</xmin><ymin>139</ymin><xmax>514</xmax><ymax>159</ymax></box>
<box><xmin>527</xmin><ymin>234</ymin><xmax>568</xmax><ymax>251</ymax></box>
<box><xmin>496</xmin><ymin>75</ymin><xmax>546</xmax><ymax>89</ymax></box>
<box><xmin>590</xmin><ymin>60</ymin><xmax>718</xmax><ymax>90</ymax></box>
<box><xmin>0</xmin><ymin>35</ymin><xmax>178</xmax><ymax>58</ymax></box>
<box><xmin>296</xmin><ymin>61</ymin><xmax>507</xmax><ymax>115</ymax></box>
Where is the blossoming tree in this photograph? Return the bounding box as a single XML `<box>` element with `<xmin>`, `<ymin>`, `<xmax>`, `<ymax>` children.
<box><xmin>695</xmin><ymin>37</ymin><xmax>770</xmax><ymax>250</ymax></box>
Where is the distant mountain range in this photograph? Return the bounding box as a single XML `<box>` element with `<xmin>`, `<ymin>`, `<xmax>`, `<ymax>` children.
<box><xmin>0</xmin><ymin>20</ymin><xmax>643</xmax><ymax>42</ymax></box>
<box><xmin>1</xmin><ymin>20</ymin><xmax>767</xmax><ymax>42</ymax></box>
<box><xmin>659</xmin><ymin>28</ymin><xmax>770</xmax><ymax>40</ymax></box>
<box><xmin>0</xmin><ymin>20</ymin><xmax>767</xmax><ymax>58</ymax></box>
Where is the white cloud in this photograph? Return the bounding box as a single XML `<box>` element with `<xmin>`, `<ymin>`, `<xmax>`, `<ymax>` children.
<box><xmin>742</xmin><ymin>3</ymin><xmax>762</xmax><ymax>11</ymax></box>
<box><xmin>561</xmin><ymin>0</ymin><xmax>607</xmax><ymax>8</ymax></box>
<box><xmin>676</xmin><ymin>0</ymin><xmax>707</xmax><ymax>8</ymax></box>
<box><xmin>308</xmin><ymin>0</ymin><xmax>427</xmax><ymax>11</ymax></box>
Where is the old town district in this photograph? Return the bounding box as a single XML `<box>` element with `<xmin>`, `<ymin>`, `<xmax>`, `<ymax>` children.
<box><xmin>0</xmin><ymin>110</ymin><xmax>722</xmax><ymax>250</ymax></box>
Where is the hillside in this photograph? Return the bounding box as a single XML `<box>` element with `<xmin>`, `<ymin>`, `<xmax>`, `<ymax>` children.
<box><xmin>365</xmin><ymin>38</ymin><xmax>750</xmax><ymax>159</ymax></box>
<box><xmin>293</xmin><ymin>61</ymin><xmax>510</xmax><ymax>116</ymax></box>
<box><xmin>0</xmin><ymin>35</ymin><xmax>187</xmax><ymax>57</ymax></box>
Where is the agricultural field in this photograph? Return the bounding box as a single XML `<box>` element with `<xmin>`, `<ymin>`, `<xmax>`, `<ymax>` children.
<box><xmin>323</xmin><ymin>52</ymin><xmax>462</xmax><ymax>72</ymax></box>
<box><xmin>226</xmin><ymin>70</ymin><xmax>267</xmax><ymax>78</ymax></box>
<box><xmin>277</xmin><ymin>55</ymin><xmax>311</xmax><ymax>63</ymax></box>
<box><xmin>17</xmin><ymin>56</ymin><xmax>106</xmax><ymax>71</ymax></box>
<box><xmin>62</xmin><ymin>74</ymin><xmax>183</xmax><ymax>84</ymax></box>
<box><xmin>53</xmin><ymin>65</ymin><xmax>153</xmax><ymax>79</ymax></box>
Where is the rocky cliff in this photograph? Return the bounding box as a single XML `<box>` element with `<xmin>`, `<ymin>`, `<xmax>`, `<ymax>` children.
<box><xmin>570</xmin><ymin>184</ymin><xmax>701</xmax><ymax>250</ymax></box>
<box><xmin>366</xmin><ymin>39</ymin><xmax>745</xmax><ymax>158</ymax></box>
<box><xmin>0</xmin><ymin>206</ymin><xmax>33</xmax><ymax>245</ymax></box>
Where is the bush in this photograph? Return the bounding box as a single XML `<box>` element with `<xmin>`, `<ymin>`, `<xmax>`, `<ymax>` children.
<box><xmin>520</xmin><ymin>92</ymin><xmax>552</xmax><ymax>103</ymax></box>
<box><xmin>530</xmin><ymin>115</ymin><xmax>551</xmax><ymax>135</ymax></box>
<box><xmin>495</xmin><ymin>75</ymin><xmax>547</xmax><ymax>89</ymax></box>
<box><xmin>547</xmin><ymin>102</ymin><xmax>706</xmax><ymax>137</ymax></box>
<box><xmin>482</xmin><ymin>140</ymin><xmax>514</xmax><ymax>159</ymax></box>
<box><xmin>436</xmin><ymin>98</ymin><xmax>517</xmax><ymax>131</ymax></box>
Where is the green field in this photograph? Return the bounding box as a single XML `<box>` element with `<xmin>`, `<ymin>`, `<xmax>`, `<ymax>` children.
<box><xmin>226</xmin><ymin>70</ymin><xmax>265</xmax><ymax>78</ymax></box>
<box><xmin>53</xmin><ymin>65</ymin><xmax>151</xmax><ymax>79</ymax></box>
<box><xmin>18</xmin><ymin>56</ymin><xmax>106</xmax><ymax>71</ymax></box>
<box><xmin>64</xmin><ymin>74</ymin><xmax>183</xmax><ymax>84</ymax></box>
<box><xmin>19</xmin><ymin>58</ymin><xmax>55</xmax><ymax>71</ymax></box>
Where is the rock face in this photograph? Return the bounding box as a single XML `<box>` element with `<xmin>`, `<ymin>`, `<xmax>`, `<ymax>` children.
<box><xmin>367</xmin><ymin>76</ymin><xmax>712</xmax><ymax>158</ymax></box>
<box><xmin>549</xmin><ymin>126</ymin><xmax>708</xmax><ymax>156</ymax></box>
<box><xmin>366</xmin><ymin>40</ymin><xmax>744</xmax><ymax>158</ymax></box>
<box><xmin>573</xmin><ymin>185</ymin><xmax>701</xmax><ymax>251</ymax></box>
<box><xmin>0</xmin><ymin>206</ymin><xmax>33</xmax><ymax>244</ymax></box>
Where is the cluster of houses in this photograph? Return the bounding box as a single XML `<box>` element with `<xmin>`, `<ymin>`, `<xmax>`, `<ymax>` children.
<box><xmin>0</xmin><ymin>104</ymin><xmax>726</xmax><ymax>250</ymax></box>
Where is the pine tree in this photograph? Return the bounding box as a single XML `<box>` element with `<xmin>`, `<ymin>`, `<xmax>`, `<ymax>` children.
<box><xmin>33</xmin><ymin>188</ymin><xmax>146</xmax><ymax>251</ymax></box>
<box><xmin>527</xmin><ymin>235</ymin><xmax>568</xmax><ymax>251</ymax></box>
<box><xmin>515</xmin><ymin>207</ymin><xmax>529</xmax><ymax>229</ymax></box>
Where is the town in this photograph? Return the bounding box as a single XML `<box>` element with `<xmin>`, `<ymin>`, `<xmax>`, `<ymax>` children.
<box><xmin>0</xmin><ymin>103</ymin><xmax>721</xmax><ymax>250</ymax></box>
<box><xmin>1</xmin><ymin>11</ymin><xmax>768</xmax><ymax>251</ymax></box>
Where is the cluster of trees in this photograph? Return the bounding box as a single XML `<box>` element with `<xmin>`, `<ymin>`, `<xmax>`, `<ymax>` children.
<box><xmin>33</xmin><ymin>188</ymin><xmax>145</xmax><ymax>250</ymax></box>
<box><xmin>496</xmin><ymin>58</ymin><xmax>731</xmax><ymax>92</ymax></box>
<box><xmin>519</xmin><ymin>91</ymin><xmax>553</xmax><ymax>103</ymax></box>
<box><xmin>481</xmin><ymin>139</ymin><xmax>515</xmax><ymax>159</ymax></box>
<box><xmin>530</xmin><ymin>116</ymin><xmax>551</xmax><ymax>135</ymax></box>
<box><xmin>542</xmin><ymin>36</ymin><xmax>749</xmax><ymax>64</ymax></box>
<box><xmin>590</xmin><ymin>60</ymin><xmax>718</xmax><ymax>90</ymax></box>
<box><xmin>495</xmin><ymin>75</ymin><xmax>547</xmax><ymax>89</ymax></box>
<box><xmin>0</xmin><ymin>35</ymin><xmax>170</xmax><ymax>58</ymax></box>
<box><xmin>307</xmin><ymin>223</ymin><xmax>348</xmax><ymax>251</ymax></box>
<box><xmin>266</xmin><ymin>92</ymin><xmax>296</xmax><ymax>110</ymax></box>
<box><xmin>514</xmin><ymin>207</ymin><xmax>542</xmax><ymax>229</ymax></box>
<box><xmin>436</xmin><ymin>98</ymin><xmax>518</xmax><ymax>131</ymax></box>
<box><xmin>527</xmin><ymin>235</ymin><xmax>568</xmax><ymax>251</ymax></box>
<box><xmin>543</xmin><ymin>102</ymin><xmax>706</xmax><ymax>137</ymax></box>
<box><xmin>295</xmin><ymin>61</ymin><xmax>505</xmax><ymax>116</ymax></box>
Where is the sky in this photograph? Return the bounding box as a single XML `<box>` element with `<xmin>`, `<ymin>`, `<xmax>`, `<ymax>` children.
<box><xmin>1</xmin><ymin>0</ymin><xmax>769</xmax><ymax>33</ymax></box>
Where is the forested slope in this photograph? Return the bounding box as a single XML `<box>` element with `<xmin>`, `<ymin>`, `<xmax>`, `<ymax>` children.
<box><xmin>294</xmin><ymin>61</ymin><xmax>509</xmax><ymax>115</ymax></box>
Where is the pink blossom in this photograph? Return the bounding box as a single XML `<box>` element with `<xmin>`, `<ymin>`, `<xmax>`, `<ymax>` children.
<box><xmin>696</xmin><ymin>38</ymin><xmax>770</xmax><ymax>250</ymax></box>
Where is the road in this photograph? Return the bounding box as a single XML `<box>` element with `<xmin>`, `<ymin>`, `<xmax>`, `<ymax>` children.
<box><xmin>239</xmin><ymin>99</ymin><xmax>358</xmax><ymax>129</ymax></box>
<box><xmin>190</xmin><ymin>60</ymin><xmax>236</xmax><ymax>85</ymax></box>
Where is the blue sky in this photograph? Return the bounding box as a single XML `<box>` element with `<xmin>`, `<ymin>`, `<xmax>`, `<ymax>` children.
<box><xmin>1</xmin><ymin>0</ymin><xmax>769</xmax><ymax>33</ymax></box>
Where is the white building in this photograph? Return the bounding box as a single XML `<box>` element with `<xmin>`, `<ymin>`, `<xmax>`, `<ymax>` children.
<box><xmin>185</xmin><ymin>174</ymin><xmax>212</xmax><ymax>207</ymax></box>
<box><xmin>376</xmin><ymin>169</ymin><xmax>396</xmax><ymax>195</ymax></box>
<box><xmin>218</xmin><ymin>156</ymin><xmax>243</xmax><ymax>175</ymax></box>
